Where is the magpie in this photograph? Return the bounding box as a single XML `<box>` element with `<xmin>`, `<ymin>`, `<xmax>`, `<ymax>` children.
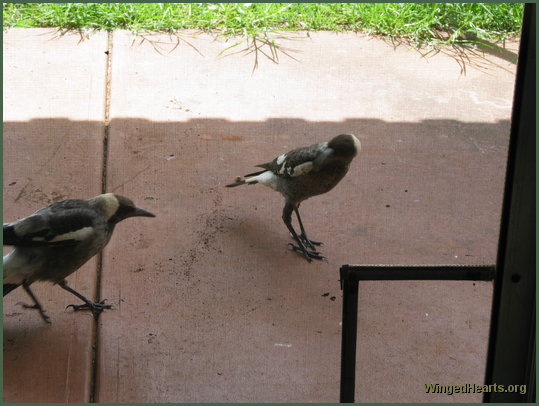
<box><xmin>226</xmin><ymin>134</ymin><xmax>361</xmax><ymax>261</ymax></box>
<box><xmin>3</xmin><ymin>193</ymin><xmax>155</xmax><ymax>323</ymax></box>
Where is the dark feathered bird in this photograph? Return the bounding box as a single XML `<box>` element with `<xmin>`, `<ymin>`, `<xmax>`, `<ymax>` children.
<box><xmin>3</xmin><ymin>193</ymin><xmax>155</xmax><ymax>323</ymax></box>
<box><xmin>226</xmin><ymin>134</ymin><xmax>361</xmax><ymax>261</ymax></box>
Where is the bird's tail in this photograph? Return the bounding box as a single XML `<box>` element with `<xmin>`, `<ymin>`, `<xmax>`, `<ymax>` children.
<box><xmin>226</xmin><ymin>179</ymin><xmax>249</xmax><ymax>187</ymax></box>
<box><xmin>226</xmin><ymin>169</ymin><xmax>266</xmax><ymax>187</ymax></box>
<box><xmin>4</xmin><ymin>283</ymin><xmax>20</xmax><ymax>296</ymax></box>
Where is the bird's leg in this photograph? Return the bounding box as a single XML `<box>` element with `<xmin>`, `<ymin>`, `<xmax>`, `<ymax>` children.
<box><xmin>58</xmin><ymin>279</ymin><xmax>112</xmax><ymax>319</ymax></box>
<box><xmin>283</xmin><ymin>203</ymin><xmax>325</xmax><ymax>261</ymax></box>
<box><xmin>293</xmin><ymin>206</ymin><xmax>322</xmax><ymax>249</ymax></box>
<box><xmin>20</xmin><ymin>282</ymin><xmax>51</xmax><ymax>324</ymax></box>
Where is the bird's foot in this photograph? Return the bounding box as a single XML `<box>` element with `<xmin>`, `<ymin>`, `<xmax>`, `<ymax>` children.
<box><xmin>288</xmin><ymin>243</ymin><xmax>326</xmax><ymax>262</ymax></box>
<box><xmin>299</xmin><ymin>233</ymin><xmax>323</xmax><ymax>250</ymax></box>
<box><xmin>66</xmin><ymin>299</ymin><xmax>112</xmax><ymax>318</ymax></box>
<box><xmin>16</xmin><ymin>302</ymin><xmax>51</xmax><ymax>324</ymax></box>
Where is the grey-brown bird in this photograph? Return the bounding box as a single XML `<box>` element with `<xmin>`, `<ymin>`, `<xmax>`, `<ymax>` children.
<box><xmin>226</xmin><ymin>134</ymin><xmax>361</xmax><ymax>261</ymax></box>
<box><xmin>3</xmin><ymin>193</ymin><xmax>155</xmax><ymax>323</ymax></box>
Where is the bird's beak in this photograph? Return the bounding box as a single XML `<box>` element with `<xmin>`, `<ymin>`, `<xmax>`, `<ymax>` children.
<box><xmin>313</xmin><ymin>147</ymin><xmax>334</xmax><ymax>171</ymax></box>
<box><xmin>133</xmin><ymin>206</ymin><xmax>156</xmax><ymax>218</ymax></box>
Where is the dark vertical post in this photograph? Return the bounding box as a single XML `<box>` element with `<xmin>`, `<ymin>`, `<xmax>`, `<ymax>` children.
<box><xmin>340</xmin><ymin>267</ymin><xmax>359</xmax><ymax>403</ymax></box>
<box><xmin>484</xmin><ymin>3</ymin><xmax>536</xmax><ymax>402</ymax></box>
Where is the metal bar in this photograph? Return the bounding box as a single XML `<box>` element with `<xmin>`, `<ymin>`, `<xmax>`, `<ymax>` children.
<box><xmin>341</xmin><ymin>264</ymin><xmax>495</xmax><ymax>282</ymax></box>
<box><xmin>339</xmin><ymin>264</ymin><xmax>495</xmax><ymax>403</ymax></box>
<box><xmin>484</xmin><ymin>3</ymin><xmax>536</xmax><ymax>402</ymax></box>
<box><xmin>340</xmin><ymin>276</ymin><xmax>359</xmax><ymax>403</ymax></box>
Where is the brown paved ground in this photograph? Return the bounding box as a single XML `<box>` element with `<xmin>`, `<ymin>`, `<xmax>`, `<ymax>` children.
<box><xmin>3</xmin><ymin>28</ymin><xmax>517</xmax><ymax>402</ymax></box>
<box><xmin>3</xmin><ymin>30</ymin><xmax>108</xmax><ymax>403</ymax></box>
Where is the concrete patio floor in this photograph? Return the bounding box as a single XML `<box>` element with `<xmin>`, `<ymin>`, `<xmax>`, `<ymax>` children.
<box><xmin>3</xmin><ymin>28</ymin><xmax>518</xmax><ymax>403</ymax></box>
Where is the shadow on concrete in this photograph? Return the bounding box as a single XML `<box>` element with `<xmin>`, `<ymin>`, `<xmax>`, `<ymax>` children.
<box><xmin>4</xmin><ymin>116</ymin><xmax>511</xmax><ymax>258</ymax></box>
<box><xmin>5</xmin><ymin>115</ymin><xmax>510</xmax><ymax>270</ymax></box>
<box><xmin>4</xmin><ymin>116</ymin><xmax>510</xmax><ymax>403</ymax></box>
<box><xmin>4</xmin><ymin>116</ymin><xmax>510</xmax><ymax>154</ymax></box>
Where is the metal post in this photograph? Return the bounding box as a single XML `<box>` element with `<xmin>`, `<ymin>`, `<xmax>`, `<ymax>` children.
<box><xmin>340</xmin><ymin>272</ymin><xmax>359</xmax><ymax>403</ymax></box>
<box><xmin>339</xmin><ymin>264</ymin><xmax>495</xmax><ymax>402</ymax></box>
<box><xmin>484</xmin><ymin>3</ymin><xmax>536</xmax><ymax>402</ymax></box>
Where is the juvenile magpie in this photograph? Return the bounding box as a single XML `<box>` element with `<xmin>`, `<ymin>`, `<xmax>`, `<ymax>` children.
<box><xmin>226</xmin><ymin>134</ymin><xmax>361</xmax><ymax>261</ymax></box>
<box><xmin>3</xmin><ymin>193</ymin><xmax>155</xmax><ymax>323</ymax></box>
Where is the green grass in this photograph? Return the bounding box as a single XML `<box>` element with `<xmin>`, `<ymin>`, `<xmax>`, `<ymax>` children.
<box><xmin>3</xmin><ymin>3</ymin><xmax>524</xmax><ymax>46</ymax></box>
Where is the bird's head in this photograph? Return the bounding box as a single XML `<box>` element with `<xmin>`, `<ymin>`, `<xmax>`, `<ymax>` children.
<box><xmin>91</xmin><ymin>193</ymin><xmax>156</xmax><ymax>224</ymax></box>
<box><xmin>314</xmin><ymin>134</ymin><xmax>361</xmax><ymax>170</ymax></box>
<box><xmin>328</xmin><ymin>134</ymin><xmax>361</xmax><ymax>158</ymax></box>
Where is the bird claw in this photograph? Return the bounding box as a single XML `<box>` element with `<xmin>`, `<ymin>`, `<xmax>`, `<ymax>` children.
<box><xmin>288</xmin><ymin>243</ymin><xmax>326</xmax><ymax>261</ymax></box>
<box><xmin>65</xmin><ymin>299</ymin><xmax>112</xmax><ymax>317</ymax></box>
<box><xmin>299</xmin><ymin>234</ymin><xmax>323</xmax><ymax>249</ymax></box>
<box><xmin>16</xmin><ymin>302</ymin><xmax>51</xmax><ymax>323</ymax></box>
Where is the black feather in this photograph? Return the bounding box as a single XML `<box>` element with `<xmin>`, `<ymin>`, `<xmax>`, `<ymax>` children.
<box><xmin>255</xmin><ymin>142</ymin><xmax>328</xmax><ymax>179</ymax></box>
<box><xmin>3</xmin><ymin>224</ymin><xmax>18</xmax><ymax>246</ymax></box>
<box><xmin>244</xmin><ymin>169</ymin><xmax>267</xmax><ymax>177</ymax></box>
<box><xmin>4</xmin><ymin>283</ymin><xmax>19</xmax><ymax>296</ymax></box>
<box><xmin>4</xmin><ymin>205</ymin><xmax>97</xmax><ymax>247</ymax></box>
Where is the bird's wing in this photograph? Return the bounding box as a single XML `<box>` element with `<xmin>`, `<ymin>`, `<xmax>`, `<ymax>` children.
<box><xmin>4</xmin><ymin>206</ymin><xmax>100</xmax><ymax>247</ymax></box>
<box><xmin>258</xmin><ymin>141</ymin><xmax>331</xmax><ymax>178</ymax></box>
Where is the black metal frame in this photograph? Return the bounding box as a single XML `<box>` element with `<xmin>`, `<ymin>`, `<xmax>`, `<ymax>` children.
<box><xmin>339</xmin><ymin>265</ymin><xmax>495</xmax><ymax>403</ymax></box>
<box><xmin>339</xmin><ymin>4</ymin><xmax>535</xmax><ymax>403</ymax></box>
<box><xmin>483</xmin><ymin>3</ymin><xmax>535</xmax><ymax>403</ymax></box>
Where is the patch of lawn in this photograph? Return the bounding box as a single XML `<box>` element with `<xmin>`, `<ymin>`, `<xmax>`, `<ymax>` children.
<box><xmin>3</xmin><ymin>3</ymin><xmax>524</xmax><ymax>46</ymax></box>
